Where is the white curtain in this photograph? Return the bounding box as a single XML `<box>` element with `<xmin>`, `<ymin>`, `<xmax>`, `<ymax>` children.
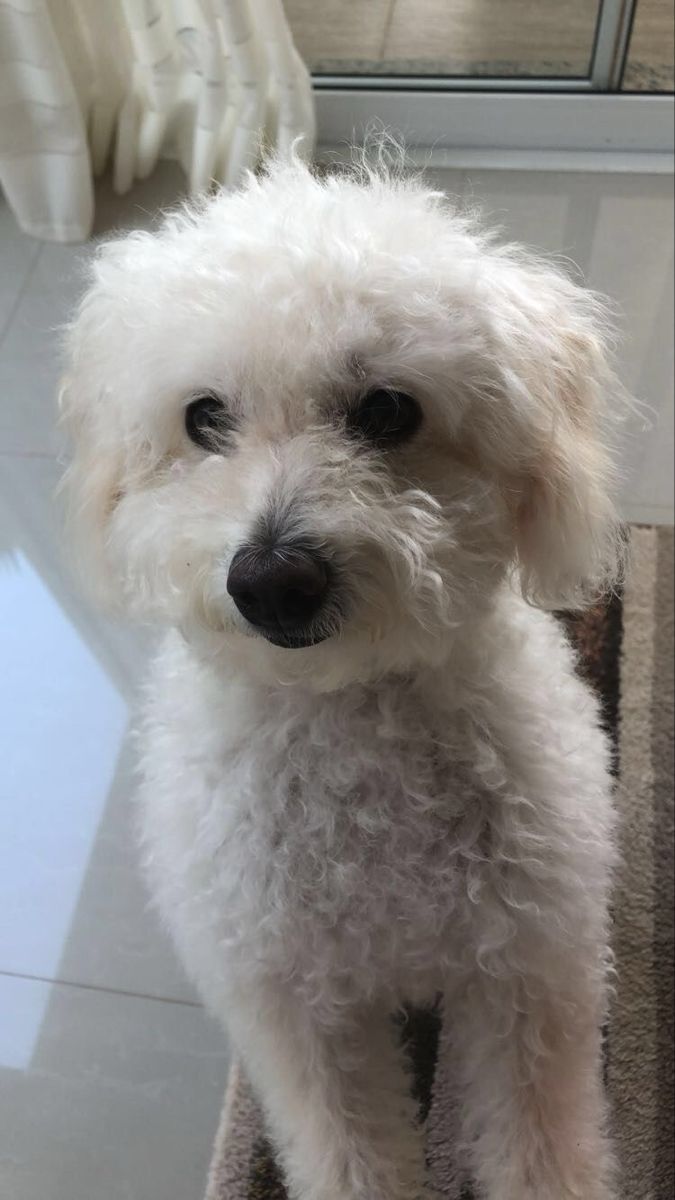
<box><xmin>0</xmin><ymin>0</ymin><xmax>315</xmax><ymax>242</ymax></box>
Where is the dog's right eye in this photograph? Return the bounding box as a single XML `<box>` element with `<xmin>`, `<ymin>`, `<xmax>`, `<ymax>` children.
<box><xmin>347</xmin><ymin>388</ymin><xmax>422</xmax><ymax>447</ymax></box>
<box><xmin>184</xmin><ymin>394</ymin><xmax>236</xmax><ymax>451</ymax></box>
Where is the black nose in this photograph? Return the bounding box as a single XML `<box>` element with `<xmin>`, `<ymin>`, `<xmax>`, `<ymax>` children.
<box><xmin>227</xmin><ymin>544</ymin><xmax>329</xmax><ymax>644</ymax></box>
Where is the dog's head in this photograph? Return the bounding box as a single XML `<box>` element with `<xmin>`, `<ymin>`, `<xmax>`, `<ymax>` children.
<box><xmin>61</xmin><ymin>159</ymin><xmax>624</xmax><ymax>687</ymax></box>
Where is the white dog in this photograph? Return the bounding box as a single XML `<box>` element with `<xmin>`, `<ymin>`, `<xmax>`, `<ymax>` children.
<box><xmin>61</xmin><ymin>156</ymin><xmax>624</xmax><ymax>1200</ymax></box>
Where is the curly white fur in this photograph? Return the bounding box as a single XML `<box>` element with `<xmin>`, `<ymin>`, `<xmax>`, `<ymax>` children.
<box><xmin>61</xmin><ymin>155</ymin><xmax>626</xmax><ymax>1199</ymax></box>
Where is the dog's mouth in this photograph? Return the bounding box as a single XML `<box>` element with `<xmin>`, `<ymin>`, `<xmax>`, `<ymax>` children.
<box><xmin>261</xmin><ymin>627</ymin><xmax>330</xmax><ymax>649</ymax></box>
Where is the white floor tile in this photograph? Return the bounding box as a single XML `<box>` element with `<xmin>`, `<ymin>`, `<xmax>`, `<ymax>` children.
<box><xmin>0</xmin><ymin>974</ymin><xmax>229</xmax><ymax>1200</ymax></box>
<box><xmin>54</xmin><ymin>738</ymin><xmax>198</xmax><ymax>1004</ymax></box>
<box><xmin>0</xmin><ymin>164</ymin><xmax>188</xmax><ymax>457</ymax></box>
<box><xmin>0</xmin><ymin>229</ymin><xmax>89</xmax><ymax>454</ymax></box>
<box><xmin>0</xmin><ymin>356</ymin><xmax>67</xmax><ymax>457</ymax></box>
<box><xmin>0</xmin><ymin>240</ymin><xmax>89</xmax><ymax>364</ymax></box>
<box><xmin>0</xmin><ymin>201</ymin><xmax>40</xmax><ymax>343</ymax></box>
<box><xmin>0</xmin><ymin>455</ymin><xmax>195</xmax><ymax>1003</ymax></box>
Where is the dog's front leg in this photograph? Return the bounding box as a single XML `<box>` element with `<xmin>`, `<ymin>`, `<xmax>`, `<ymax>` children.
<box><xmin>227</xmin><ymin>989</ymin><xmax>428</xmax><ymax>1200</ymax></box>
<box><xmin>447</xmin><ymin>958</ymin><xmax>616</xmax><ymax>1200</ymax></box>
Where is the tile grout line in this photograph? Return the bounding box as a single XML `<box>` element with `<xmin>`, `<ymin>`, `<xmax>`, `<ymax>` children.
<box><xmin>0</xmin><ymin>967</ymin><xmax>204</xmax><ymax>1010</ymax></box>
<box><xmin>0</xmin><ymin>238</ymin><xmax>44</xmax><ymax>357</ymax></box>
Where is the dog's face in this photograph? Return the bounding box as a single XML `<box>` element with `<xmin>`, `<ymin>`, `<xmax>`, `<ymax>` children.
<box><xmin>62</xmin><ymin>162</ymin><xmax>623</xmax><ymax>687</ymax></box>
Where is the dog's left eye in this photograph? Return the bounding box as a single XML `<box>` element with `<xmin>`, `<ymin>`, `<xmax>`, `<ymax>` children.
<box><xmin>184</xmin><ymin>393</ymin><xmax>236</xmax><ymax>451</ymax></box>
<box><xmin>347</xmin><ymin>389</ymin><xmax>422</xmax><ymax>447</ymax></box>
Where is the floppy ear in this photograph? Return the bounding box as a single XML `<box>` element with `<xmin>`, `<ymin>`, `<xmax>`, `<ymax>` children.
<box><xmin>480</xmin><ymin>253</ymin><xmax>627</xmax><ymax>610</ymax></box>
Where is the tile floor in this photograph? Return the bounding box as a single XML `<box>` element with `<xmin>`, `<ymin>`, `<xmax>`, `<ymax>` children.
<box><xmin>0</xmin><ymin>157</ymin><xmax>672</xmax><ymax>1200</ymax></box>
<box><xmin>0</xmin><ymin>165</ymin><xmax>231</xmax><ymax>1200</ymax></box>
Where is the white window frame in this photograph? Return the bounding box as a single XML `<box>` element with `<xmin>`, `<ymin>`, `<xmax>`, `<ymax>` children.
<box><xmin>316</xmin><ymin>92</ymin><xmax>674</xmax><ymax>174</ymax></box>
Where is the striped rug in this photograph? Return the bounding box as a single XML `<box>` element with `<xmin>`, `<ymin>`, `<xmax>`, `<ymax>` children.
<box><xmin>206</xmin><ymin>525</ymin><xmax>674</xmax><ymax>1200</ymax></box>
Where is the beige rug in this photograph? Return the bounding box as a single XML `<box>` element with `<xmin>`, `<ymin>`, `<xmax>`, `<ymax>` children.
<box><xmin>206</xmin><ymin>525</ymin><xmax>674</xmax><ymax>1200</ymax></box>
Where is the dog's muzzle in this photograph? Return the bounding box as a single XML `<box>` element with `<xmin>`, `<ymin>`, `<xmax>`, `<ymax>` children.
<box><xmin>227</xmin><ymin>543</ymin><xmax>331</xmax><ymax>648</ymax></box>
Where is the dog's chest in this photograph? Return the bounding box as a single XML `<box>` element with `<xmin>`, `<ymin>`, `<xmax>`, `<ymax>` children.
<box><xmin>141</xmin><ymin>668</ymin><xmax>488</xmax><ymax>994</ymax></box>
